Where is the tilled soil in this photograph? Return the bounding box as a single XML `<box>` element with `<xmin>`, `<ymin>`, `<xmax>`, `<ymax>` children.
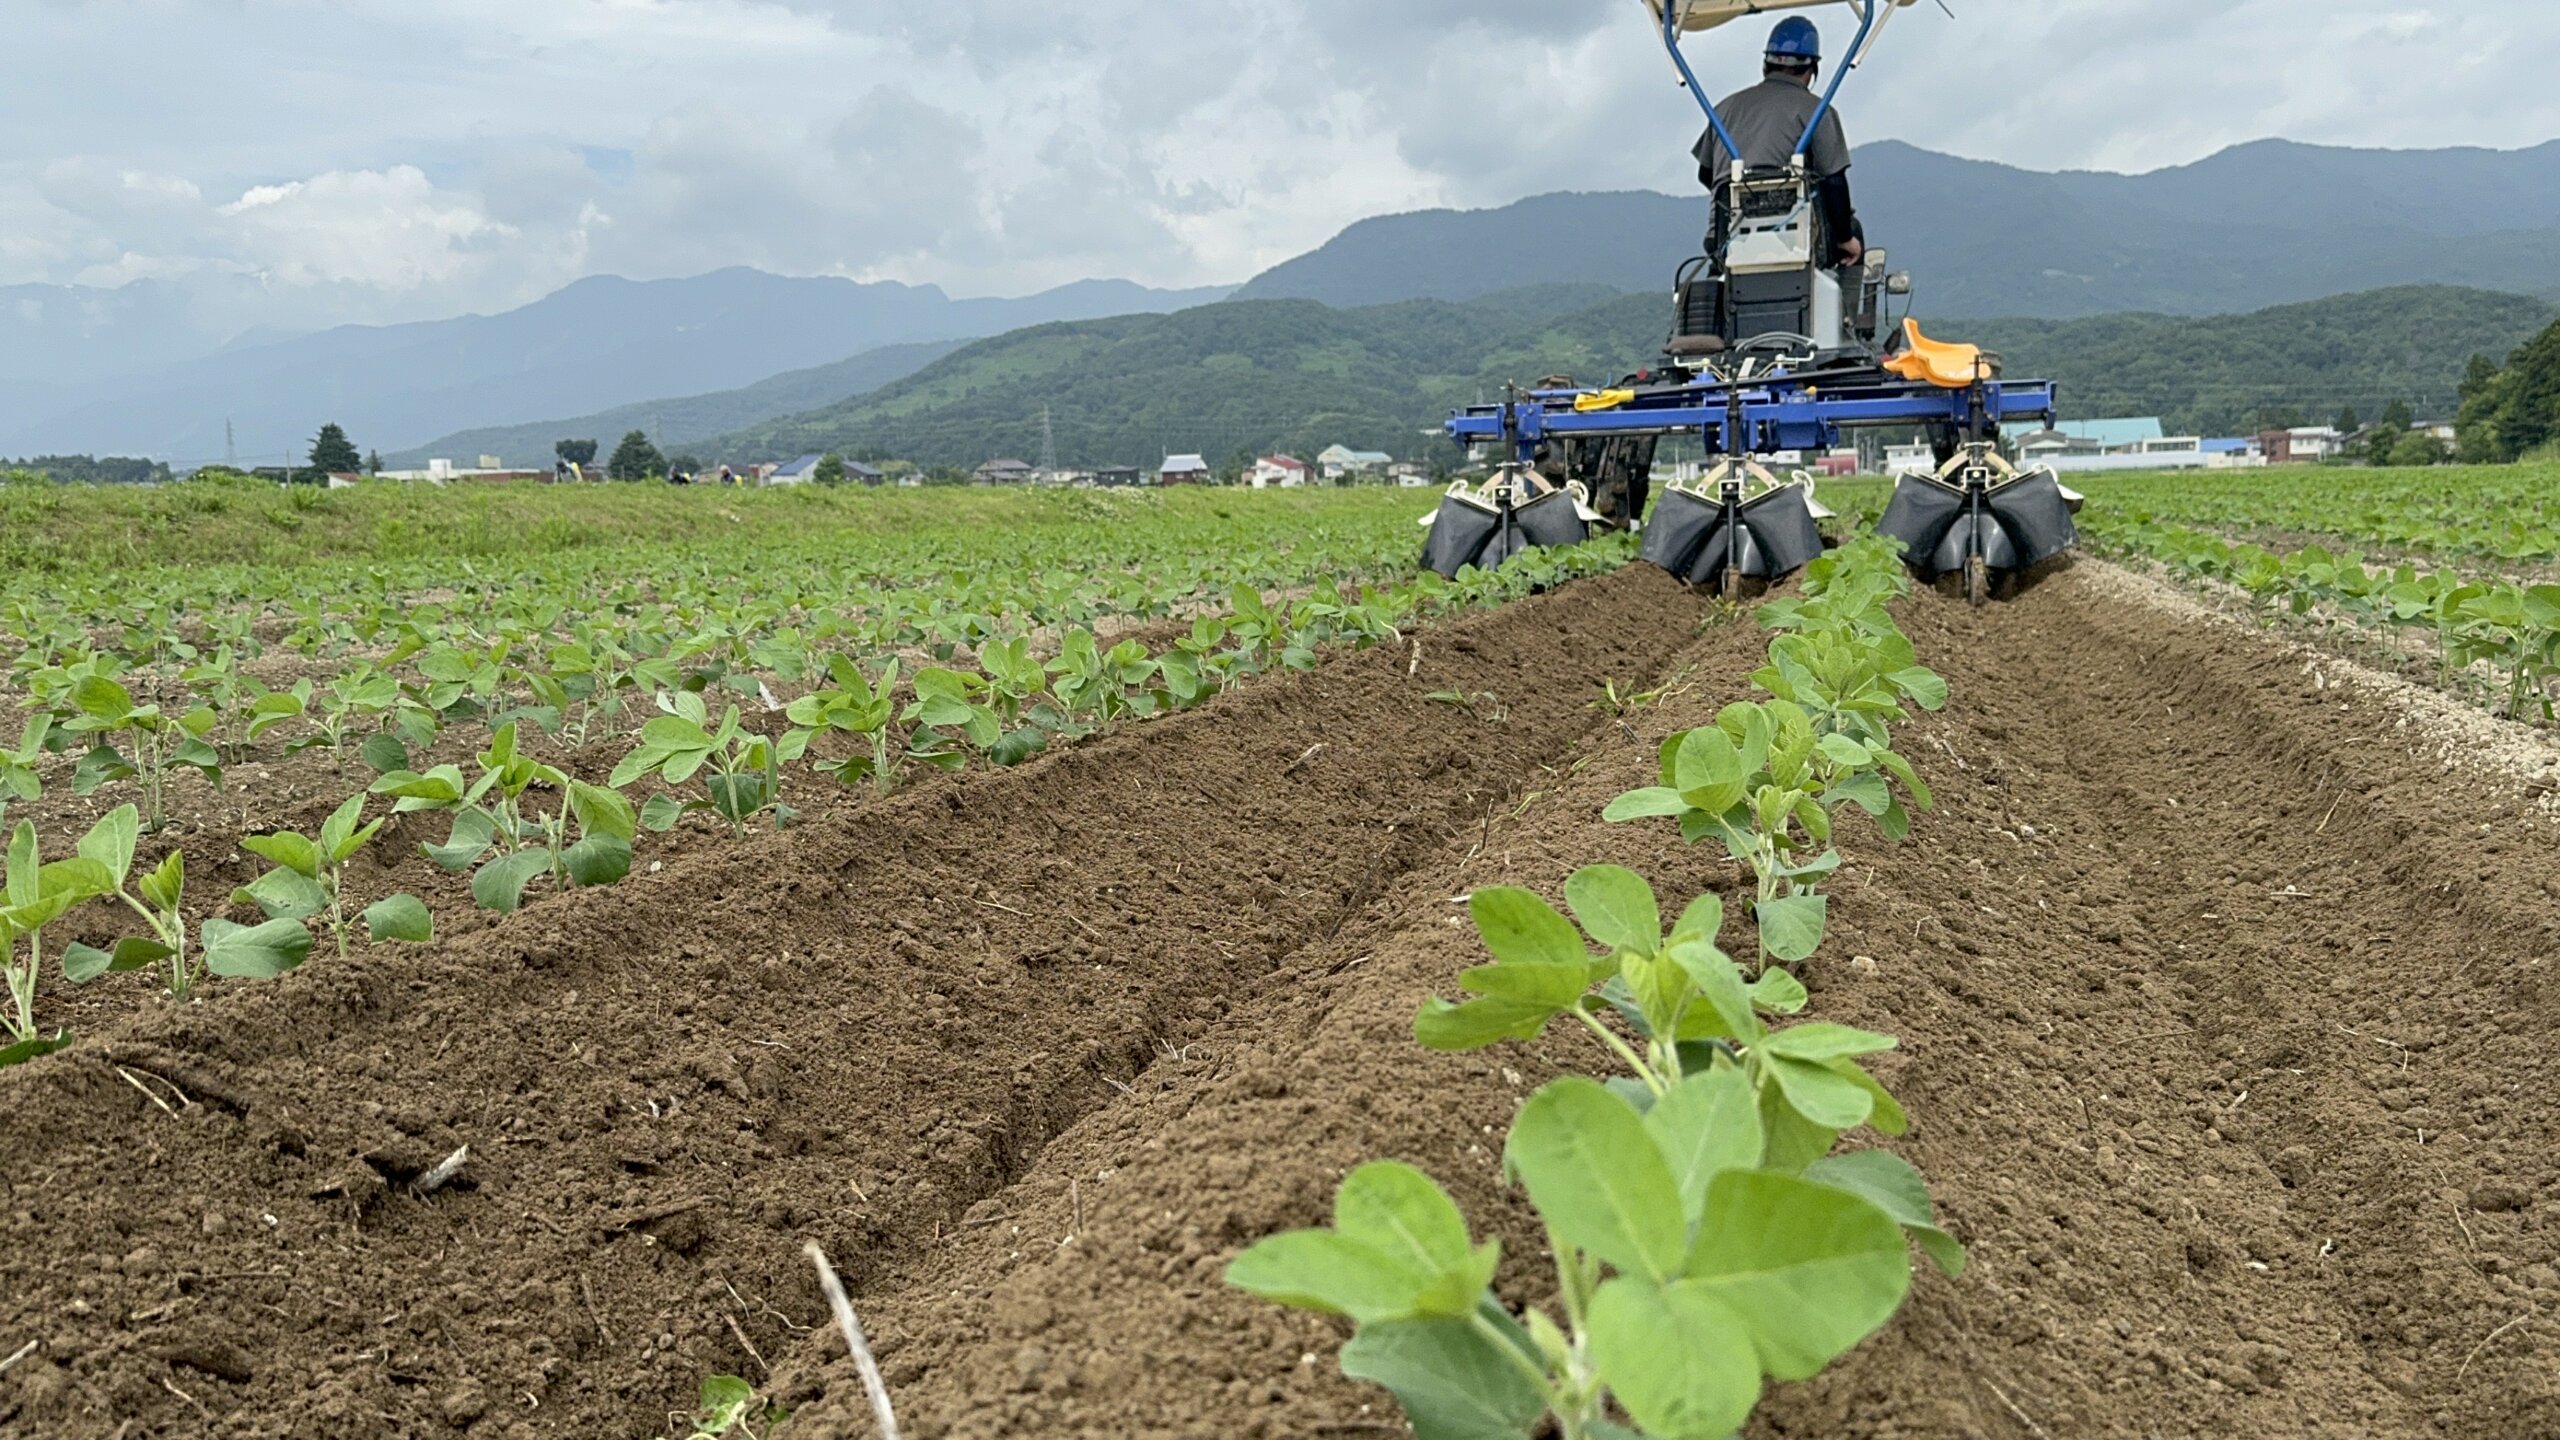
<box><xmin>6</xmin><ymin>558</ymin><xmax>2557</xmax><ymax>1439</ymax></box>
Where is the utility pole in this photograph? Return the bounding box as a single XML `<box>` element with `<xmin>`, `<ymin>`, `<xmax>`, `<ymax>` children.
<box><xmin>224</xmin><ymin>418</ymin><xmax>235</xmax><ymax>467</ymax></box>
<box><xmin>1038</xmin><ymin>407</ymin><xmax>1058</xmax><ymax>474</ymax></box>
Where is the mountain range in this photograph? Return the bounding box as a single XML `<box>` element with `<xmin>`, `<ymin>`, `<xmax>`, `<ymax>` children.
<box><xmin>10</xmin><ymin>137</ymin><xmax>2560</xmax><ymax>466</ymax></box>
<box><xmin>0</xmin><ymin>272</ymin><xmax>1227</xmax><ymax>467</ymax></box>
<box><xmin>702</xmin><ymin>284</ymin><xmax>2553</xmax><ymax>470</ymax></box>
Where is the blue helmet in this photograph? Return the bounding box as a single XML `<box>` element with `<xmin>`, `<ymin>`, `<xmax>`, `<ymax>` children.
<box><xmin>1767</xmin><ymin>16</ymin><xmax>1822</xmax><ymax>62</ymax></box>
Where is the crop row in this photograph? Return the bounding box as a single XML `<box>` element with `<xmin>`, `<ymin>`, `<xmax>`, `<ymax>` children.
<box><xmin>2095</xmin><ymin>516</ymin><xmax>2560</xmax><ymax>722</ymax></box>
<box><xmin>0</xmin><ymin>529</ymin><xmax>1630</xmax><ymax>1066</ymax></box>
<box><xmin>2075</xmin><ymin>462</ymin><xmax>2560</xmax><ymax>567</ymax></box>
<box><xmin>1226</xmin><ymin>533</ymin><xmax>1959</xmax><ymax>1438</ymax></box>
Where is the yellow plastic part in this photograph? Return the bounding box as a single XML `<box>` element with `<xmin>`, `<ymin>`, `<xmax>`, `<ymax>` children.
<box><xmin>1884</xmin><ymin>319</ymin><xmax>1992</xmax><ymax>389</ymax></box>
<box><xmin>1574</xmin><ymin>389</ymin><xmax>1637</xmax><ymax>413</ymax></box>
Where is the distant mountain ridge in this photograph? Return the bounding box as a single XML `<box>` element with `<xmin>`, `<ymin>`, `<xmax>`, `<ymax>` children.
<box><xmin>0</xmin><ymin>271</ymin><xmax>1229</xmax><ymax>464</ymax></box>
<box><xmin>705</xmin><ymin>283</ymin><xmax>2550</xmax><ymax>469</ymax></box>
<box><xmin>1238</xmin><ymin>139</ymin><xmax>2560</xmax><ymax>319</ymax></box>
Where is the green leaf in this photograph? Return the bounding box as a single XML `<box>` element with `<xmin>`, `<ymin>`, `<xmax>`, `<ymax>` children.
<box><xmin>1889</xmin><ymin>667</ymin><xmax>1948</xmax><ymax>711</ymax></box>
<box><xmin>36</xmin><ymin>857</ymin><xmax>115</xmax><ymax>905</ymax></box>
<box><xmin>75</xmin><ymin>805</ymin><xmax>139</xmax><ymax>885</ymax></box>
<box><xmin>1757</xmin><ymin>1023</ymin><xmax>1897</xmax><ymax>1063</ymax></box>
<box><xmin>1747</xmin><ymin>968</ymin><xmax>1809</xmax><ymax>1015</ymax></box>
<box><xmin>1338</xmin><ymin>1313</ymin><xmax>1548</xmax><ymax>1440</ymax></box>
<box><xmin>471</xmin><ymin>850</ymin><xmax>553</xmax><ymax>913</ymax></box>
<box><xmin>1667</xmin><ymin>893</ymin><xmax>1724</xmax><ymax>947</ymax></box>
<box><xmin>1643</xmin><ymin>1065</ymin><xmax>1764</xmax><ymax>1220</ymax></box>
<box><xmin>362</xmin><ymin>894</ymin><xmax>435</xmax><ymax>944</ymax></box>
<box><xmin>1334</xmin><ymin>1162</ymin><xmax>1495</xmax><ymax>1317</ymax></box>
<box><xmin>1684</xmin><ymin>1169</ymin><xmax>1913</xmax><ymax>1380</ymax></box>
<box><xmin>1586</xmin><ymin>1277</ymin><xmax>1762</xmax><ymax>1439</ymax></box>
<box><xmin>1671</xmin><ymin>727</ymin><xmax>1749</xmax><ymax>815</ymax></box>
<box><xmin>1564</xmin><ymin>865</ymin><xmax>1659</xmax><ymax>955</ymax></box>
<box><xmin>640</xmin><ymin>792</ymin><xmax>691</xmax><ymax>832</ymax></box>
<box><xmin>72</xmin><ymin>674</ymin><xmax>134</xmax><ymax>722</ymax></box>
<box><xmin>567</xmin><ymin>780</ymin><xmax>637</xmax><ymax>842</ymax></box>
<box><xmin>136</xmin><ymin>850</ymin><xmax>184</xmax><ymax>913</ymax></box>
<box><xmin>201</xmin><ymin>916</ymin><xmax>314</xmax><ymax>978</ymax></box>
<box><xmin>233</xmin><ymin>866</ymin><xmax>330</xmax><ymax>921</ymax></box>
<box><xmin>0</xmin><ymin>1030</ymin><xmax>73</xmax><ymax>1068</ymax></box>
<box><xmin>1807</xmin><ymin>1150</ymin><xmax>1965</xmax><ymax>1277</ymax></box>
<box><xmin>1467</xmin><ymin>887</ymin><xmax>1586</xmax><ymax>970</ymax></box>
<box><xmin>359</xmin><ymin>731</ymin><xmax>410</xmax><ymax>775</ymax></box>
<box><xmin>1753</xmin><ymin>894</ymin><xmax>1828</xmax><ymax>963</ymax></box>
<box><xmin>1604</xmin><ymin>786</ymin><xmax>1689</xmax><ymax>822</ymax></box>
<box><xmin>1764</xmin><ymin>1055</ymin><xmax>1876</xmax><ymax>1132</ymax></box>
<box><xmin>562</xmin><ymin>834</ymin><xmax>632</xmax><ymax>888</ymax></box>
<box><xmin>1832</xmin><ymin>1060</ymin><xmax>1909</xmax><ymax>1137</ymax></box>
<box><xmin>1414</xmin><ymin>996</ymin><xmax>1561</xmax><ymax>1050</ymax></box>
<box><xmin>317</xmin><ymin>793</ymin><xmax>365</xmax><ymax>860</ymax></box>
<box><xmin>63</xmin><ymin>935</ymin><xmax>174</xmax><ymax>982</ymax></box>
<box><xmin>241</xmin><ymin>831</ymin><xmax>324</xmax><ymax>881</ymax></box>
<box><xmin>423</xmin><ymin>810</ymin><xmax>498</xmax><ymax>871</ymax></box>
<box><xmin>370</xmin><ymin>765</ymin><xmax>467</xmax><ymax>812</ymax></box>
<box><xmin>1667</xmin><ymin>938</ymin><xmax>1759</xmax><ymax>1044</ymax></box>
<box><xmin>1815</xmin><ymin>733</ymin><xmax>1872</xmax><ymax>769</ymax></box>
<box><xmin>1503</xmin><ymin>1077</ymin><xmax>1686</xmax><ymax>1282</ymax></box>
<box><xmin>1224</xmin><ymin>1230</ymin><xmax>1431</xmax><ymax>1324</ymax></box>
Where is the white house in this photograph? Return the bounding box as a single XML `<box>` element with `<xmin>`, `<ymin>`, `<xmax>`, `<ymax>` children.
<box><xmin>1317</xmin><ymin>444</ymin><xmax>1393</xmax><ymax>482</ymax></box>
<box><xmin>767</xmin><ymin>454</ymin><xmax>825</xmax><ymax>485</ymax></box>
<box><xmin>1388</xmin><ymin>460</ymin><xmax>1433</xmax><ymax>488</ymax></box>
<box><xmin>1249</xmin><ymin>455</ymin><xmax>1313</xmax><ymax>489</ymax></box>
<box><xmin>1159</xmin><ymin>453</ymin><xmax>1213</xmax><ymax>484</ymax></box>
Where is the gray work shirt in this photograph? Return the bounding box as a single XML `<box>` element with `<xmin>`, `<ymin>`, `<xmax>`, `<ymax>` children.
<box><xmin>1693</xmin><ymin>77</ymin><xmax>1851</xmax><ymax>184</ymax></box>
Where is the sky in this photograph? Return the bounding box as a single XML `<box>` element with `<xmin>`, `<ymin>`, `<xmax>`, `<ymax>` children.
<box><xmin>4</xmin><ymin>0</ymin><xmax>2553</xmax><ymax>333</ymax></box>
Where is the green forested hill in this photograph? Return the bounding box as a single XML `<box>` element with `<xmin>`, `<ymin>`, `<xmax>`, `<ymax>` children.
<box><xmin>716</xmin><ymin>285</ymin><xmax>2553</xmax><ymax>468</ymax></box>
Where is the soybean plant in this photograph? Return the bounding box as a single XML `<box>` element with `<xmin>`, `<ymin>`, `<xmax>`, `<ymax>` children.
<box><xmin>63</xmin><ymin>805</ymin><xmax>312</xmax><ymax>1001</ymax></box>
<box><xmin>2</xmin><ymin>821</ymin><xmax>105</xmax><ymax>1064</ymax></box>
<box><xmin>382</xmin><ymin>723</ymin><xmax>636</xmax><ymax>911</ymax></box>
<box><xmin>59</xmin><ymin>673</ymin><xmax>223</xmax><ymax>832</ymax></box>
<box><xmin>232</xmin><ymin>794</ymin><xmax>433</xmax><ymax>960</ymax></box>
<box><xmin>615</xmin><ymin>692</ymin><xmax>800</xmax><ymax>835</ymax></box>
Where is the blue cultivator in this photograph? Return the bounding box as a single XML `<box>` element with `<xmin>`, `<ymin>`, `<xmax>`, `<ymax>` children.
<box><xmin>1421</xmin><ymin>0</ymin><xmax>2080</xmax><ymax>603</ymax></box>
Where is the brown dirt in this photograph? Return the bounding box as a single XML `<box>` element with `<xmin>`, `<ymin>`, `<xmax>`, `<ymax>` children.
<box><xmin>760</xmin><ymin>559</ymin><xmax>2560</xmax><ymax>1440</ymax></box>
<box><xmin>9</xmin><ymin>555</ymin><xmax>2559</xmax><ymax>1440</ymax></box>
<box><xmin>0</xmin><ymin>564</ymin><xmax>1710</xmax><ymax>1439</ymax></box>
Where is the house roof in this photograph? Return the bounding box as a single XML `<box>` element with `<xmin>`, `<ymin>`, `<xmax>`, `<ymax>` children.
<box><xmin>977</xmin><ymin>457</ymin><xmax>1033</xmax><ymax>471</ymax></box>
<box><xmin>2200</xmin><ymin>438</ymin><xmax>2251</xmax><ymax>454</ymax></box>
<box><xmin>1338</xmin><ymin>449</ymin><xmax>1393</xmax><ymax>465</ymax></box>
<box><xmin>2051</xmin><ymin>418</ymin><xmax>2164</xmax><ymax>447</ymax></box>
<box><xmin>1160</xmin><ymin>453</ymin><xmax>1211</xmax><ymax>472</ymax></box>
<box><xmin>772</xmin><ymin>454</ymin><xmax>824</xmax><ymax>477</ymax></box>
<box><xmin>845</xmin><ymin>460</ymin><xmax>883</xmax><ymax>477</ymax></box>
<box><xmin>1259</xmin><ymin>454</ymin><xmax>1309</xmax><ymax>469</ymax></box>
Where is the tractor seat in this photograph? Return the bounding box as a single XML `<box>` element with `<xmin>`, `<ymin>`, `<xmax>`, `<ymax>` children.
<box><xmin>1883</xmin><ymin>318</ymin><xmax>2000</xmax><ymax>388</ymax></box>
<box><xmin>1666</xmin><ymin>334</ymin><xmax>1727</xmax><ymax>358</ymax></box>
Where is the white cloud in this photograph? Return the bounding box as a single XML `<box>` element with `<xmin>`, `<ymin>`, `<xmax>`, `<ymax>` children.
<box><xmin>0</xmin><ymin>0</ymin><xmax>2554</xmax><ymax>337</ymax></box>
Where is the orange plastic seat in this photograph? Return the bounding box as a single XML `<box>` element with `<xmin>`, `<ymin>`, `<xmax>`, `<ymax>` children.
<box><xmin>1884</xmin><ymin>318</ymin><xmax>1995</xmax><ymax>388</ymax></box>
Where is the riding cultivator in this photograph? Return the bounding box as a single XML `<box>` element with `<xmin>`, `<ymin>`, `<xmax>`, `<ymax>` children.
<box><xmin>1421</xmin><ymin>0</ymin><xmax>2080</xmax><ymax>604</ymax></box>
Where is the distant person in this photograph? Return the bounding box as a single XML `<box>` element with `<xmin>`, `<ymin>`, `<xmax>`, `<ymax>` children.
<box><xmin>719</xmin><ymin>465</ymin><xmax>736</xmax><ymax>488</ymax></box>
<box><xmin>1694</xmin><ymin>17</ymin><xmax>1863</xmax><ymax>266</ymax></box>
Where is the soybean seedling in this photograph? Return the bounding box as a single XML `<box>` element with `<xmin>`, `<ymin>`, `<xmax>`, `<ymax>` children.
<box><xmin>390</xmin><ymin>723</ymin><xmax>636</xmax><ymax>912</ymax></box>
<box><xmin>58</xmin><ymin>672</ymin><xmax>223</xmax><ymax>832</ymax></box>
<box><xmin>2</xmin><ymin>820</ymin><xmax>108</xmax><ymax>1064</ymax></box>
<box><xmin>1231</xmin><ymin>869</ymin><xmax>1959</xmax><ymax>1440</ymax></box>
<box><xmin>615</xmin><ymin>691</ymin><xmax>801</xmax><ymax>835</ymax></box>
<box><xmin>784</xmin><ymin>655</ymin><xmax>902</xmax><ymax>792</ymax></box>
<box><xmin>232</xmin><ymin>794</ymin><xmax>433</xmax><ymax>960</ymax></box>
<box><xmin>62</xmin><ymin>804</ymin><xmax>312</xmax><ymax>1002</ymax></box>
<box><xmin>656</xmin><ymin>1375</ymin><xmax>784</xmax><ymax>1440</ymax></box>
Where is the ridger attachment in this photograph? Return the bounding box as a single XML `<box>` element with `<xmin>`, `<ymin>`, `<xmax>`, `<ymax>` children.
<box><xmin>1641</xmin><ymin>457</ymin><xmax>1828</xmax><ymax>596</ymax></box>
<box><xmin>1875</xmin><ymin>442</ymin><xmax>2081</xmax><ymax>606</ymax></box>
<box><xmin>1418</xmin><ymin>465</ymin><xmax>1600</xmax><ymax>579</ymax></box>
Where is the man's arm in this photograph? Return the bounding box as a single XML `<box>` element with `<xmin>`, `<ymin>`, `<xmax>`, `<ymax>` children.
<box><xmin>1817</xmin><ymin>170</ymin><xmax>1861</xmax><ymax>264</ymax></box>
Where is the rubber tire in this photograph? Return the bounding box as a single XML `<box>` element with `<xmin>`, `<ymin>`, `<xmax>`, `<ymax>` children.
<box><xmin>1966</xmin><ymin>555</ymin><xmax>1989</xmax><ymax>609</ymax></box>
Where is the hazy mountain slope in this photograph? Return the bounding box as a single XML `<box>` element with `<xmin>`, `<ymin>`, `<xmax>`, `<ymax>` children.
<box><xmin>387</xmin><ymin>338</ymin><xmax>967</xmax><ymax>468</ymax></box>
<box><xmin>711</xmin><ymin>285</ymin><xmax>2547</xmax><ymax>468</ymax></box>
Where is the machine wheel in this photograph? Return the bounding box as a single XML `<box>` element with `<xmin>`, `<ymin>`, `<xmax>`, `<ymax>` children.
<box><xmin>1966</xmin><ymin>555</ymin><xmax>1989</xmax><ymax>609</ymax></box>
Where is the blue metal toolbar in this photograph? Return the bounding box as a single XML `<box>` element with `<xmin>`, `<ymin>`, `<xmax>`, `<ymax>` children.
<box><xmin>1445</xmin><ymin>376</ymin><xmax>2059</xmax><ymax>461</ymax></box>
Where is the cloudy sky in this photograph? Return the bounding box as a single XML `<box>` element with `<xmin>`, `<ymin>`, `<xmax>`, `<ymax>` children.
<box><xmin>5</xmin><ymin>0</ymin><xmax>2552</xmax><ymax>332</ymax></box>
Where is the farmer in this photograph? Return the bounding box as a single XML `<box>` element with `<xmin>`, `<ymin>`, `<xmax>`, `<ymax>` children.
<box><xmin>1694</xmin><ymin>16</ymin><xmax>1863</xmax><ymax>266</ymax></box>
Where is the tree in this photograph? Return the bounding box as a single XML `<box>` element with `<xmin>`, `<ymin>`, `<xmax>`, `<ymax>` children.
<box><xmin>2385</xmin><ymin>430</ymin><xmax>2448</xmax><ymax>468</ymax></box>
<box><xmin>605</xmin><ymin>430</ymin><xmax>664</xmax><ymax>482</ymax></box>
<box><xmin>555</xmin><ymin>438</ymin><xmax>599</xmax><ymax>467</ymax></box>
<box><xmin>2333</xmin><ymin>404</ymin><xmax>2360</xmax><ymax>435</ymax></box>
<box><xmin>364</xmin><ymin>450</ymin><xmax>384</xmax><ymax>475</ymax></box>
<box><xmin>2364</xmin><ymin>398</ymin><xmax>2413</xmax><ymax>465</ymax></box>
<box><xmin>2455</xmin><ymin>321</ymin><xmax>2560</xmax><ymax>463</ymax></box>
<box><xmin>308</xmin><ymin>423</ymin><xmax>361</xmax><ymax>480</ymax></box>
<box><xmin>813</xmin><ymin>454</ymin><xmax>847</xmax><ymax>486</ymax></box>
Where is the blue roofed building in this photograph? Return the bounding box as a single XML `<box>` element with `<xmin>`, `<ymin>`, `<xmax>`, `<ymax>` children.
<box><xmin>768</xmin><ymin>454</ymin><xmax>825</xmax><ymax>485</ymax></box>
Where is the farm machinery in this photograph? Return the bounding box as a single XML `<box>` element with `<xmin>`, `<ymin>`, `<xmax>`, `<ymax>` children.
<box><xmin>1421</xmin><ymin>0</ymin><xmax>2079</xmax><ymax>604</ymax></box>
